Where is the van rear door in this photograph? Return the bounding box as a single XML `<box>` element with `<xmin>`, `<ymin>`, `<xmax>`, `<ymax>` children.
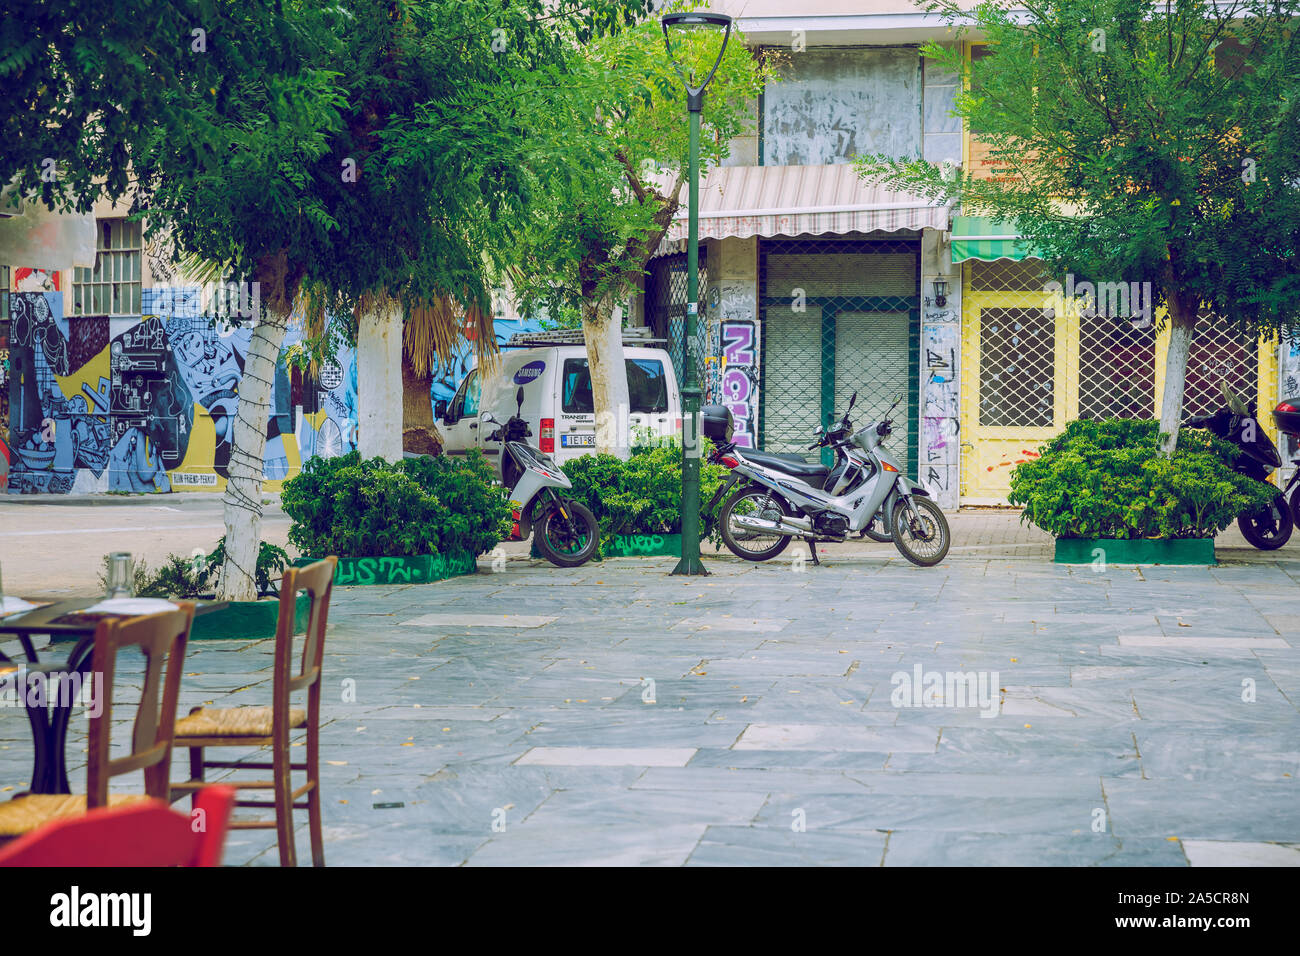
<box><xmin>554</xmin><ymin>352</ymin><xmax>677</xmax><ymax>461</ymax></box>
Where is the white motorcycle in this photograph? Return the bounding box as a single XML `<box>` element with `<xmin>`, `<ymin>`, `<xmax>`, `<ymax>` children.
<box><xmin>705</xmin><ymin>393</ymin><xmax>951</xmax><ymax>568</ymax></box>
<box><xmin>483</xmin><ymin>388</ymin><xmax>599</xmax><ymax>567</ymax></box>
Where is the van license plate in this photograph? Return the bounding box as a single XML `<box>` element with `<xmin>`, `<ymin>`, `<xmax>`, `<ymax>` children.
<box><xmin>562</xmin><ymin>434</ymin><xmax>595</xmax><ymax>448</ymax></box>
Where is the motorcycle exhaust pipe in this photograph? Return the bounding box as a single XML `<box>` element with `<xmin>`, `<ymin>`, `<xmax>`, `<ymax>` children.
<box><xmin>732</xmin><ymin>514</ymin><xmax>816</xmax><ymax>539</ymax></box>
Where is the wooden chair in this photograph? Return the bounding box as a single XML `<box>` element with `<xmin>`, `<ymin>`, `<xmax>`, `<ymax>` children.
<box><xmin>170</xmin><ymin>557</ymin><xmax>337</xmax><ymax>867</ymax></box>
<box><xmin>0</xmin><ymin>603</ymin><xmax>196</xmax><ymax>840</ymax></box>
<box><xmin>0</xmin><ymin>784</ymin><xmax>234</xmax><ymax>866</ymax></box>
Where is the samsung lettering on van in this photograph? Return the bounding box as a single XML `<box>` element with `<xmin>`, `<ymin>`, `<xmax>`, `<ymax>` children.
<box><xmin>513</xmin><ymin>361</ymin><xmax>545</xmax><ymax>385</ymax></box>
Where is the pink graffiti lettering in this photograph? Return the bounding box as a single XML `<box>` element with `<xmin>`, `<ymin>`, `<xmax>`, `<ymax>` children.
<box><xmin>722</xmin><ymin>322</ymin><xmax>755</xmax><ymax>366</ymax></box>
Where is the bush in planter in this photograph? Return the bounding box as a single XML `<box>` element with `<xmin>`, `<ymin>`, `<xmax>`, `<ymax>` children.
<box><xmin>97</xmin><ymin>540</ymin><xmax>291</xmax><ymax>599</ymax></box>
<box><xmin>560</xmin><ymin>441</ymin><xmax>730</xmax><ymax>550</ymax></box>
<box><xmin>1007</xmin><ymin>418</ymin><xmax>1276</xmax><ymax>539</ymax></box>
<box><xmin>281</xmin><ymin>450</ymin><xmax>511</xmax><ymax>559</ymax></box>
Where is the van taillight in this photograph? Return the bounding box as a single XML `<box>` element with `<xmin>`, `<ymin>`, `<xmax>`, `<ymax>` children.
<box><xmin>540</xmin><ymin>419</ymin><xmax>555</xmax><ymax>453</ymax></box>
<box><xmin>674</xmin><ymin>417</ymin><xmax>682</xmax><ymax>432</ymax></box>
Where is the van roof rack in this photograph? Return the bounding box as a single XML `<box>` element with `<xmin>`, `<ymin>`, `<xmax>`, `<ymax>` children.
<box><xmin>504</xmin><ymin>327</ymin><xmax>667</xmax><ymax>348</ymax></box>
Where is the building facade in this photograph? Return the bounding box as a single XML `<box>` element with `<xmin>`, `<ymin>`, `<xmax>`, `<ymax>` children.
<box><xmin>0</xmin><ymin>197</ymin><xmax>361</xmax><ymax>494</ymax></box>
<box><xmin>646</xmin><ymin>1</ymin><xmax>1287</xmax><ymax>508</ymax></box>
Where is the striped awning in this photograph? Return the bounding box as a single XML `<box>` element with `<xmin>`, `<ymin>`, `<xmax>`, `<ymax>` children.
<box><xmin>950</xmin><ymin>215</ymin><xmax>1042</xmax><ymax>262</ymax></box>
<box><xmin>663</xmin><ymin>164</ymin><xmax>950</xmax><ymax>243</ymax></box>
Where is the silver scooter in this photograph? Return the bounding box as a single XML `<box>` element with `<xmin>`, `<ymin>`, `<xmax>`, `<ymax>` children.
<box><xmin>704</xmin><ymin>393</ymin><xmax>951</xmax><ymax>567</ymax></box>
<box><xmin>483</xmin><ymin>387</ymin><xmax>599</xmax><ymax>567</ymax></box>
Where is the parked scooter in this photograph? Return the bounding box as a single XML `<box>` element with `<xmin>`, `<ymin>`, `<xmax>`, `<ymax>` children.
<box><xmin>704</xmin><ymin>393</ymin><xmax>951</xmax><ymax>567</ymax></box>
<box><xmin>1186</xmin><ymin>389</ymin><xmax>1292</xmax><ymax>549</ymax></box>
<box><xmin>483</xmin><ymin>387</ymin><xmax>600</xmax><ymax>567</ymax></box>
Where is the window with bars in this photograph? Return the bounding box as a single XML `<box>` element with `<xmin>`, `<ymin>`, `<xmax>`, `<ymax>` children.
<box><xmin>979</xmin><ymin>306</ymin><xmax>1054</xmax><ymax>426</ymax></box>
<box><xmin>969</xmin><ymin>259</ymin><xmax>1046</xmax><ymax>293</ymax></box>
<box><xmin>1078</xmin><ymin>312</ymin><xmax>1157</xmax><ymax>419</ymax></box>
<box><xmin>646</xmin><ymin>252</ymin><xmax>707</xmax><ymax>385</ymax></box>
<box><xmin>73</xmin><ymin>218</ymin><xmax>142</xmax><ymax>316</ymax></box>
<box><xmin>1184</xmin><ymin>308</ymin><xmax>1259</xmax><ymax>419</ymax></box>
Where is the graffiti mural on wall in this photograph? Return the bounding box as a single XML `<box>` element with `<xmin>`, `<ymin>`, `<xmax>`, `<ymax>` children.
<box><xmin>429</xmin><ymin>317</ymin><xmax>547</xmax><ymax>406</ymax></box>
<box><xmin>4</xmin><ymin>285</ymin><xmax>358</xmax><ymax>494</ymax></box>
<box><xmin>714</xmin><ymin>282</ymin><xmax>760</xmax><ymax>449</ymax></box>
<box><xmin>920</xmin><ymin>319</ymin><xmax>960</xmax><ymax>508</ymax></box>
<box><xmin>293</xmin><ymin>329</ymin><xmax>358</xmax><ymax>463</ymax></box>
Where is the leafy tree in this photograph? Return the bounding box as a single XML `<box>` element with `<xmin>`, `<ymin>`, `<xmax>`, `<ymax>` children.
<box><xmin>507</xmin><ymin>15</ymin><xmax>773</xmax><ymax>456</ymax></box>
<box><xmin>858</xmin><ymin>0</ymin><xmax>1300</xmax><ymax>452</ymax></box>
<box><xmin>125</xmin><ymin>1</ymin><xmax>653</xmax><ymax>598</ymax></box>
<box><xmin>5</xmin><ymin>0</ymin><xmax>652</xmax><ymax>598</ymax></box>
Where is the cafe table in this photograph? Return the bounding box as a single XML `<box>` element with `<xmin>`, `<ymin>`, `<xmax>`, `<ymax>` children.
<box><xmin>0</xmin><ymin>597</ymin><xmax>227</xmax><ymax>794</ymax></box>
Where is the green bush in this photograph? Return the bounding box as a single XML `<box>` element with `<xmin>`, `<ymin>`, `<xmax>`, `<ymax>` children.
<box><xmin>204</xmin><ymin>537</ymin><xmax>290</xmax><ymax>596</ymax></box>
<box><xmin>281</xmin><ymin>450</ymin><xmax>511</xmax><ymax>559</ymax></box>
<box><xmin>1007</xmin><ymin>418</ymin><xmax>1277</xmax><ymax>539</ymax></box>
<box><xmin>561</xmin><ymin>441</ymin><xmax>729</xmax><ymax>549</ymax></box>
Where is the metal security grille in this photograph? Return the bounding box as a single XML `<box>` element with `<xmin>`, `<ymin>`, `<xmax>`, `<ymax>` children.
<box><xmin>1078</xmin><ymin>312</ymin><xmax>1157</xmax><ymax>419</ymax></box>
<box><xmin>963</xmin><ymin>254</ymin><xmax>1278</xmax><ymax>503</ymax></box>
<box><xmin>969</xmin><ymin>259</ymin><xmax>1046</xmax><ymax>292</ymax></box>
<box><xmin>759</xmin><ymin>236</ymin><xmax>920</xmax><ymax>476</ymax></box>
<box><xmin>978</xmin><ymin>306</ymin><xmax>1054</xmax><ymax>427</ymax></box>
<box><xmin>1184</xmin><ymin>308</ymin><xmax>1259</xmax><ymax>419</ymax></box>
<box><xmin>646</xmin><ymin>252</ymin><xmax>708</xmax><ymax>387</ymax></box>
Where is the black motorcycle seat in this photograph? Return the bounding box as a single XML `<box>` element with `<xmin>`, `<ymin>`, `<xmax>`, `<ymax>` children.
<box><xmin>745</xmin><ymin>449</ymin><xmax>830</xmax><ymax>481</ymax></box>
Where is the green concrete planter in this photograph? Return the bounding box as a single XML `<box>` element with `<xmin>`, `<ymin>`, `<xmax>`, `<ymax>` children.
<box><xmin>190</xmin><ymin>594</ymin><xmax>310</xmax><ymax>641</ymax></box>
<box><xmin>528</xmin><ymin>533</ymin><xmax>682</xmax><ymax>559</ymax></box>
<box><xmin>605</xmin><ymin>533</ymin><xmax>682</xmax><ymax>557</ymax></box>
<box><xmin>1054</xmin><ymin>537</ymin><xmax>1215</xmax><ymax>566</ymax></box>
<box><xmin>294</xmin><ymin>551</ymin><xmax>478</xmax><ymax>586</ymax></box>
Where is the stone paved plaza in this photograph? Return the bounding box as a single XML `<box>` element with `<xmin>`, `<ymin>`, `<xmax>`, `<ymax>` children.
<box><xmin>5</xmin><ymin>536</ymin><xmax>1299</xmax><ymax>866</ymax></box>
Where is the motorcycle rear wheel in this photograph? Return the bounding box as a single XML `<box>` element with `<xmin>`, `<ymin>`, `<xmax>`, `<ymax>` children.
<box><xmin>719</xmin><ymin>488</ymin><xmax>793</xmax><ymax>561</ymax></box>
<box><xmin>535</xmin><ymin>500</ymin><xmax>600</xmax><ymax>567</ymax></box>
<box><xmin>1238</xmin><ymin>494</ymin><xmax>1293</xmax><ymax>550</ymax></box>
<box><xmin>890</xmin><ymin>496</ymin><xmax>951</xmax><ymax>567</ymax></box>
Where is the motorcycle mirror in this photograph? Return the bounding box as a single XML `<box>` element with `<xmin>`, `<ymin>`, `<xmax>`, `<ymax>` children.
<box><xmin>814</xmin><ymin>425</ymin><xmax>824</xmax><ymax>435</ymax></box>
<box><xmin>848</xmin><ymin>391</ymin><xmax>857</xmax><ymax>410</ymax></box>
<box><xmin>481</xmin><ymin>411</ymin><xmax>498</xmax><ymax>425</ymax></box>
<box><xmin>516</xmin><ymin>386</ymin><xmax>525</xmax><ymax>413</ymax></box>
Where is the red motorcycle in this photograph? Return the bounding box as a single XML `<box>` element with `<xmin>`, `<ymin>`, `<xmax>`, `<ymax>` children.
<box><xmin>1271</xmin><ymin>397</ymin><xmax>1300</xmax><ymax>528</ymax></box>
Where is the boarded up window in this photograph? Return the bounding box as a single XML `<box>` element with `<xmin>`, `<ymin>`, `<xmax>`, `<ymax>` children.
<box><xmin>762</xmin><ymin>47</ymin><xmax>920</xmax><ymax>166</ymax></box>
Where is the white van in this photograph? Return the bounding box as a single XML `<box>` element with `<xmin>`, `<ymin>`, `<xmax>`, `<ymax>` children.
<box><xmin>437</xmin><ymin>343</ymin><xmax>682</xmax><ymax>472</ymax></box>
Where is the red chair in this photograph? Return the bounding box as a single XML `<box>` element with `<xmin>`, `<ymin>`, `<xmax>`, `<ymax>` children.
<box><xmin>0</xmin><ymin>785</ymin><xmax>234</xmax><ymax>867</ymax></box>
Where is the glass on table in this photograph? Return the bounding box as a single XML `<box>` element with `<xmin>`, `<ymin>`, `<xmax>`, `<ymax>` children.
<box><xmin>105</xmin><ymin>552</ymin><xmax>135</xmax><ymax>599</ymax></box>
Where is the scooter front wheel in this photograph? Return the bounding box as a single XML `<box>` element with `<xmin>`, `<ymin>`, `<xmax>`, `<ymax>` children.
<box><xmin>1238</xmin><ymin>494</ymin><xmax>1293</xmax><ymax>550</ymax></box>
<box><xmin>535</xmin><ymin>500</ymin><xmax>600</xmax><ymax>567</ymax></box>
<box><xmin>890</xmin><ymin>496</ymin><xmax>951</xmax><ymax>567</ymax></box>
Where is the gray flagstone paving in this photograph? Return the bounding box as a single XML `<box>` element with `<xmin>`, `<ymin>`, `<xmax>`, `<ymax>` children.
<box><xmin>4</xmin><ymin>546</ymin><xmax>1300</xmax><ymax>866</ymax></box>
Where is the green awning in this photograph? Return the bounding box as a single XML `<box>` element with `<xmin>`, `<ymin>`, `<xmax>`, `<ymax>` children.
<box><xmin>950</xmin><ymin>215</ymin><xmax>1043</xmax><ymax>263</ymax></box>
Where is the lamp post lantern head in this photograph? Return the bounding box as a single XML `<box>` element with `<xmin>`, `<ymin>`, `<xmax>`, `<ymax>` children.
<box><xmin>660</xmin><ymin>11</ymin><xmax>732</xmax><ymax>111</ymax></box>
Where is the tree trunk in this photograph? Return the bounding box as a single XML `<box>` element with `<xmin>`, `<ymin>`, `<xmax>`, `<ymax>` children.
<box><xmin>1158</xmin><ymin>293</ymin><xmax>1198</xmax><ymax>455</ymax></box>
<box><xmin>582</xmin><ymin>298</ymin><xmax>631</xmax><ymax>458</ymax></box>
<box><xmin>357</xmin><ymin>297</ymin><xmax>404</xmax><ymax>462</ymax></box>
<box><xmin>402</xmin><ymin>357</ymin><xmax>442</xmax><ymax>456</ymax></box>
<box><xmin>217</xmin><ymin>307</ymin><xmax>291</xmax><ymax>601</ymax></box>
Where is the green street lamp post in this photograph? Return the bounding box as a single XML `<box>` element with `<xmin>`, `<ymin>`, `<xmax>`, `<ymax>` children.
<box><xmin>662</xmin><ymin>10</ymin><xmax>731</xmax><ymax>577</ymax></box>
